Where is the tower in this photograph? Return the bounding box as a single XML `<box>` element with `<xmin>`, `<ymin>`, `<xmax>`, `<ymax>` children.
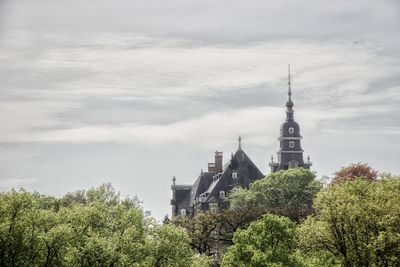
<box><xmin>269</xmin><ymin>65</ymin><xmax>312</xmax><ymax>172</ymax></box>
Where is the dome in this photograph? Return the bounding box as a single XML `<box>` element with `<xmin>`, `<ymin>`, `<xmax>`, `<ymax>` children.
<box><xmin>286</xmin><ymin>98</ymin><xmax>294</xmax><ymax>109</ymax></box>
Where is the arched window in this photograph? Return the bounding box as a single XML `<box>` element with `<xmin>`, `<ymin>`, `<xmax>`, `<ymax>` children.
<box><xmin>288</xmin><ymin>160</ymin><xmax>298</xmax><ymax>169</ymax></box>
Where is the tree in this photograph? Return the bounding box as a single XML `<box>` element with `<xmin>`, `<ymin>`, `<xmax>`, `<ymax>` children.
<box><xmin>162</xmin><ymin>215</ymin><xmax>171</xmax><ymax>225</ymax></box>
<box><xmin>297</xmin><ymin>177</ymin><xmax>400</xmax><ymax>267</ymax></box>
<box><xmin>149</xmin><ymin>224</ymin><xmax>194</xmax><ymax>267</ymax></box>
<box><xmin>175</xmin><ymin>205</ymin><xmax>264</xmax><ymax>256</ymax></box>
<box><xmin>330</xmin><ymin>162</ymin><xmax>378</xmax><ymax>186</ymax></box>
<box><xmin>191</xmin><ymin>254</ymin><xmax>212</xmax><ymax>267</ymax></box>
<box><xmin>221</xmin><ymin>214</ymin><xmax>303</xmax><ymax>267</ymax></box>
<box><xmin>230</xmin><ymin>168</ymin><xmax>322</xmax><ymax>222</ymax></box>
<box><xmin>0</xmin><ymin>184</ymin><xmax>198</xmax><ymax>267</ymax></box>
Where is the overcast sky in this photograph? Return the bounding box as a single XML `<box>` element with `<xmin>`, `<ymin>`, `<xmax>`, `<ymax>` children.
<box><xmin>0</xmin><ymin>0</ymin><xmax>399</xmax><ymax>220</ymax></box>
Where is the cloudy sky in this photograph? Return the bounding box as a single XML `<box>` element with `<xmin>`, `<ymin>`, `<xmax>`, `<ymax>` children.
<box><xmin>0</xmin><ymin>0</ymin><xmax>399</xmax><ymax>220</ymax></box>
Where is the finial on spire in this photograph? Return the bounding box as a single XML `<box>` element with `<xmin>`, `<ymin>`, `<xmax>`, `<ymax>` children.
<box><xmin>271</xmin><ymin>155</ymin><xmax>274</xmax><ymax>163</ymax></box>
<box><xmin>286</xmin><ymin>64</ymin><xmax>294</xmax><ymax>115</ymax></box>
<box><xmin>287</xmin><ymin>64</ymin><xmax>293</xmax><ymax>101</ymax></box>
<box><xmin>238</xmin><ymin>135</ymin><xmax>242</xmax><ymax>150</ymax></box>
<box><xmin>172</xmin><ymin>176</ymin><xmax>176</xmax><ymax>185</ymax></box>
<box><xmin>288</xmin><ymin>64</ymin><xmax>291</xmax><ymax>96</ymax></box>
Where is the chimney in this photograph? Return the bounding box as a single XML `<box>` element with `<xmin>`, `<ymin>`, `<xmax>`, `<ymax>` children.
<box><xmin>214</xmin><ymin>151</ymin><xmax>223</xmax><ymax>173</ymax></box>
<box><xmin>208</xmin><ymin>163</ymin><xmax>216</xmax><ymax>172</ymax></box>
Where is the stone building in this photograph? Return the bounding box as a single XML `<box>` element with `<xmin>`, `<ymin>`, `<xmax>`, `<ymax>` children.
<box><xmin>171</xmin><ymin>68</ymin><xmax>312</xmax><ymax>218</ymax></box>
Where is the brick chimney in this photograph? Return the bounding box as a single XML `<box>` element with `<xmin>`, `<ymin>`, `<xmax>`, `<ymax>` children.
<box><xmin>208</xmin><ymin>163</ymin><xmax>215</xmax><ymax>172</ymax></box>
<box><xmin>214</xmin><ymin>151</ymin><xmax>223</xmax><ymax>173</ymax></box>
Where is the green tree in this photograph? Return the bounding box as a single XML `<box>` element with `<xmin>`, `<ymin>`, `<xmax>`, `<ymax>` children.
<box><xmin>149</xmin><ymin>224</ymin><xmax>194</xmax><ymax>267</ymax></box>
<box><xmin>222</xmin><ymin>214</ymin><xmax>303</xmax><ymax>267</ymax></box>
<box><xmin>297</xmin><ymin>177</ymin><xmax>400</xmax><ymax>267</ymax></box>
<box><xmin>176</xmin><ymin>205</ymin><xmax>264</xmax><ymax>255</ymax></box>
<box><xmin>190</xmin><ymin>254</ymin><xmax>212</xmax><ymax>267</ymax></box>
<box><xmin>0</xmin><ymin>184</ymin><xmax>198</xmax><ymax>267</ymax></box>
<box><xmin>230</xmin><ymin>168</ymin><xmax>322</xmax><ymax>222</ymax></box>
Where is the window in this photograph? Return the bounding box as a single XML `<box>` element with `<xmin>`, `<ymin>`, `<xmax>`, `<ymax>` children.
<box><xmin>180</xmin><ymin>209</ymin><xmax>186</xmax><ymax>217</ymax></box>
<box><xmin>288</xmin><ymin>160</ymin><xmax>299</xmax><ymax>169</ymax></box>
<box><xmin>219</xmin><ymin>191</ymin><xmax>226</xmax><ymax>199</ymax></box>
<box><xmin>289</xmin><ymin>127</ymin><xmax>294</xmax><ymax>134</ymax></box>
<box><xmin>289</xmin><ymin>141</ymin><xmax>295</xmax><ymax>148</ymax></box>
<box><xmin>232</xmin><ymin>172</ymin><xmax>238</xmax><ymax>179</ymax></box>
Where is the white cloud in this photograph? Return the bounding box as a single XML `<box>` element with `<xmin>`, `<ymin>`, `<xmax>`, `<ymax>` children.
<box><xmin>1</xmin><ymin>34</ymin><xmax>399</xmax><ymax>146</ymax></box>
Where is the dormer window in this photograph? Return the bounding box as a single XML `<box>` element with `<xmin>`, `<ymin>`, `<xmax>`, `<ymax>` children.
<box><xmin>219</xmin><ymin>191</ymin><xmax>226</xmax><ymax>199</ymax></box>
<box><xmin>289</xmin><ymin>141</ymin><xmax>295</xmax><ymax>148</ymax></box>
<box><xmin>289</xmin><ymin>127</ymin><xmax>294</xmax><ymax>134</ymax></box>
<box><xmin>232</xmin><ymin>172</ymin><xmax>238</xmax><ymax>179</ymax></box>
<box><xmin>180</xmin><ymin>209</ymin><xmax>187</xmax><ymax>217</ymax></box>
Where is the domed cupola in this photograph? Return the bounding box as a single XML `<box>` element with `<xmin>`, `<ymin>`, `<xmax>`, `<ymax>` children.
<box><xmin>269</xmin><ymin>65</ymin><xmax>312</xmax><ymax>173</ymax></box>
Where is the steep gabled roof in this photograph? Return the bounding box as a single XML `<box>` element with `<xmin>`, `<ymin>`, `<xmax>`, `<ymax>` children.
<box><xmin>205</xmin><ymin>148</ymin><xmax>264</xmax><ymax>202</ymax></box>
<box><xmin>189</xmin><ymin>171</ymin><xmax>214</xmax><ymax>206</ymax></box>
<box><xmin>177</xmin><ymin>170</ymin><xmax>214</xmax><ymax>210</ymax></box>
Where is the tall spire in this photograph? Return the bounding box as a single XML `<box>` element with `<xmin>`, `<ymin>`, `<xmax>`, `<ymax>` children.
<box><xmin>288</xmin><ymin>64</ymin><xmax>292</xmax><ymax>98</ymax></box>
<box><xmin>286</xmin><ymin>64</ymin><xmax>294</xmax><ymax>121</ymax></box>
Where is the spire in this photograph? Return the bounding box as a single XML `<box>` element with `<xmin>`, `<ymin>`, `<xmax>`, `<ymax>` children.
<box><xmin>238</xmin><ymin>135</ymin><xmax>242</xmax><ymax>150</ymax></box>
<box><xmin>288</xmin><ymin>64</ymin><xmax>291</xmax><ymax>94</ymax></box>
<box><xmin>286</xmin><ymin>64</ymin><xmax>294</xmax><ymax>121</ymax></box>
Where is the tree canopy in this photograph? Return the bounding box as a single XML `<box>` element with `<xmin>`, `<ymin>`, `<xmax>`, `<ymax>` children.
<box><xmin>298</xmin><ymin>177</ymin><xmax>400</xmax><ymax>267</ymax></box>
<box><xmin>230</xmin><ymin>168</ymin><xmax>322</xmax><ymax>222</ymax></box>
<box><xmin>0</xmin><ymin>184</ymin><xmax>205</xmax><ymax>267</ymax></box>
<box><xmin>330</xmin><ymin>162</ymin><xmax>378</xmax><ymax>186</ymax></box>
<box><xmin>221</xmin><ymin>214</ymin><xmax>303</xmax><ymax>267</ymax></box>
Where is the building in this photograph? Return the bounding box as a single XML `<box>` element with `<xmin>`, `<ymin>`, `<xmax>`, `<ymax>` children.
<box><xmin>268</xmin><ymin>66</ymin><xmax>312</xmax><ymax>172</ymax></box>
<box><xmin>171</xmin><ymin>67</ymin><xmax>312</xmax><ymax>218</ymax></box>
<box><xmin>170</xmin><ymin>139</ymin><xmax>264</xmax><ymax>218</ymax></box>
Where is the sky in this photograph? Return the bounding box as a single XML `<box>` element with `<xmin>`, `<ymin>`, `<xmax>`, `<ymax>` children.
<box><xmin>0</xmin><ymin>0</ymin><xmax>399</xmax><ymax>220</ymax></box>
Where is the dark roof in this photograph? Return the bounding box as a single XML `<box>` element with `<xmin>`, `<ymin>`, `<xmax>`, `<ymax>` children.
<box><xmin>189</xmin><ymin>171</ymin><xmax>214</xmax><ymax>206</ymax></box>
<box><xmin>206</xmin><ymin>149</ymin><xmax>264</xmax><ymax>202</ymax></box>
<box><xmin>176</xmin><ymin>147</ymin><xmax>264</xmax><ymax>212</ymax></box>
<box><xmin>178</xmin><ymin>171</ymin><xmax>214</xmax><ymax>210</ymax></box>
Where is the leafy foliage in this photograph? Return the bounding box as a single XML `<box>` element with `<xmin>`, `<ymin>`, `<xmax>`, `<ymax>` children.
<box><xmin>221</xmin><ymin>214</ymin><xmax>303</xmax><ymax>267</ymax></box>
<box><xmin>230</xmin><ymin>168</ymin><xmax>322</xmax><ymax>222</ymax></box>
<box><xmin>175</xmin><ymin>204</ymin><xmax>264</xmax><ymax>256</ymax></box>
<box><xmin>330</xmin><ymin>162</ymin><xmax>378</xmax><ymax>186</ymax></box>
<box><xmin>298</xmin><ymin>177</ymin><xmax>400</xmax><ymax>267</ymax></box>
<box><xmin>0</xmin><ymin>184</ymin><xmax>196</xmax><ymax>267</ymax></box>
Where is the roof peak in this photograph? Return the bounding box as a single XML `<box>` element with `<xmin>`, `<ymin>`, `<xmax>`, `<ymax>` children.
<box><xmin>286</xmin><ymin>64</ymin><xmax>294</xmax><ymax>109</ymax></box>
<box><xmin>238</xmin><ymin>135</ymin><xmax>242</xmax><ymax>150</ymax></box>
